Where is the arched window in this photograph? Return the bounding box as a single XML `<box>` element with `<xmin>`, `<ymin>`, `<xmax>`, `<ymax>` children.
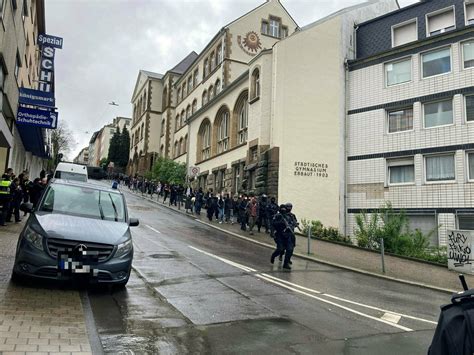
<box><xmin>179</xmin><ymin>138</ymin><xmax>184</xmax><ymax>156</ymax></box>
<box><xmin>131</xmin><ymin>133</ymin><xmax>135</xmax><ymax>146</ymax></box>
<box><xmin>177</xmin><ymin>88</ymin><xmax>181</xmax><ymax>103</ymax></box>
<box><xmin>186</xmin><ymin>105</ymin><xmax>191</xmax><ymax>120</ymax></box>
<box><xmin>175</xmin><ymin>114</ymin><xmax>180</xmax><ymax>131</ymax></box>
<box><xmin>160</xmin><ymin>144</ymin><xmax>164</xmax><ymax>157</ymax></box>
<box><xmin>192</xmin><ymin>99</ymin><xmax>197</xmax><ymax>114</ymax></box>
<box><xmin>184</xmin><ymin>134</ymin><xmax>188</xmax><ymax>153</ymax></box>
<box><xmin>237</xmin><ymin>94</ymin><xmax>249</xmax><ymax>144</ymax></box>
<box><xmin>198</xmin><ymin>119</ymin><xmax>211</xmax><ymax>161</ymax></box>
<box><xmin>174</xmin><ymin>140</ymin><xmax>179</xmax><ymax>158</ymax></box>
<box><xmin>162</xmin><ymin>87</ymin><xmax>168</xmax><ymax>110</ymax></box>
<box><xmin>216</xmin><ymin>109</ymin><xmax>230</xmax><ymax>154</ymax></box>
<box><xmin>138</xmin><ymin>98</ymin><xmax>142</xmax><ymax>116</ymax></box>
<box><xmin>215</xmin><ymin>79</ymin><xmax>221</xmax><ymax>95</ymax></box>
<box><xmin>143</xmin><ymin>91</ymin><xmax>147</xmax><ymax>111</ymax></box>
<box><xmin>180</xmin><ymin>110</ymin><xmax>185</xmax><ymax>127</ymax></box>
<box><xmin>182</xmin><ymin>83</ymin><xmax>187</xmax><ymax>97</ymax></box>
<box><xmin>208</xmin><ymin>85</ymin><xmax>214</xmax><ymax>101</ymax></box>
<box><xmin>202</xmin><ymin>90</ymin><xmax>208</xmax><ymax>105</ymax></box>
<box><xmin>161</xmin><ymin>119</ymin><xmax>165</xmax><ymax>136</ymax></box>
<box><xmin>251</xmin><ymin>68</ymin><xmax>260</xmax><ymax>99</ymax></box>
<box><xmin>137</xmin><ymin>127</ymin><xmax>140</xmax><ymax>142</ymax></box>
<box><xmin>141</xmin><ymin>123</ymin><xmax>144</xmax><ymax>139</ymax></box>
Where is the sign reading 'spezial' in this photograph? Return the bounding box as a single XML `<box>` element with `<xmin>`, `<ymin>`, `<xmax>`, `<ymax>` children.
<box><xmin>37</xmin><ymin>34</ymin><xmax>63</xmax><ymax>49</ymax></box>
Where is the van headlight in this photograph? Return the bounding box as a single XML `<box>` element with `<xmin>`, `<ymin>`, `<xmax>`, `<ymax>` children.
<box><xmin>115</xmin><ymin>239</ymin><xmax>133</xmax><ymax>258</ymax></box>
<box><xmin>23</xmin><ymin>225</ymin><xmax>44</xmax><ymax>251</ymax></box>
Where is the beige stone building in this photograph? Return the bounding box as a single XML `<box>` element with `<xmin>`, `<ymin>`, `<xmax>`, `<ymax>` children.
<box><xmin>128</xmin><ymin>0</ymin><xmax>398</xmax><ymax>229</ymax></box>
<box><xmin>0</xmin><ymin>0</ymin><xmax>48</xmax><ymax>177</ymax></box>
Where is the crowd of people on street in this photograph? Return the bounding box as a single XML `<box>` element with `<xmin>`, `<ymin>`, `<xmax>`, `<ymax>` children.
<box><xmin>124</xmin><ymin>175</ymin><xmax>299</xmax><ymax>270</ymax></box>
<box><xmin>0</xmin><ymin>168</ymin><xmax>49</xmax><ymax>226</ymax></box>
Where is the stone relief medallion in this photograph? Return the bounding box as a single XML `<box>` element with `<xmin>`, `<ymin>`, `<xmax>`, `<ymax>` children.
<box><xmin>238</xmin><ymin>31</ymin><xmax>262</xmax><ymax>56</ymax></box>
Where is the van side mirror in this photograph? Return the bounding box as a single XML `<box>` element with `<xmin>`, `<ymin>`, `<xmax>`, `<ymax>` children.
<box><xmin>20</xmin><ymin>203</ymin><xmax>34</xmax><ymax>213</ymax></box>
<box><xmin>129</xmin><ymin>218</ymin><xmax>139</xmax><ymax>227</ymax></box>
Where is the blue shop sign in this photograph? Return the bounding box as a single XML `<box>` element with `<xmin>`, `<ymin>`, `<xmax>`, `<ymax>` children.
<box><xmin>17</xmin><ymin>106</ymin><xmax>58</xmax><ymax>129</ymax></box>
<box><xmin>18</xmin><ymin>88</ymin><xmax>55</xmax><ymax>108</ymax></box>
<box><xmin>37</xmin><ymin>34</ymin><xmax>63</xmax><ymax>49</ymax></box>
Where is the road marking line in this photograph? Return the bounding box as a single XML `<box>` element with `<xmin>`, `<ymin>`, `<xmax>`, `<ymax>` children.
<box><xmin>381</xmin><ymin>313</ymin><xmax>402</xmax><ymax>324</ymax></box>
<box><xmin>188</xmin><ymin>246</ymin><xmax>443</xmax><ymax>331</ymax></box>
<box><xmin>189</xmin><ymin>246</ymin><xmax>256</xmax><ymax>273</ymax></box>
<box><xmin>261</xmin><ymin>273</ymin><xmax>436</xmax><ymax>325</ymax></box>
<box><xmin>145</xmin><ymin>225</ymin><xmax>161</xmax><ymax>234</ymax></box>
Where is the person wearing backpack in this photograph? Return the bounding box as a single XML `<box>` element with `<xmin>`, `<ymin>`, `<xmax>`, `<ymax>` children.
<box><xmin>429</xmin><ymin>279</ymin><xmax>474</xmax><ymax>355</ymax></box>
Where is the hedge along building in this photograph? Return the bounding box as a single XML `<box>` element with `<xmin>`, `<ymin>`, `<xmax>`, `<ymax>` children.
<box><xmin>346</xmin><ymin>0</ymin><xmax>474</xmax><ymax>246</ymax></box>
<box><xmin>177</xmin><ymin>0</ymin><xmax>398</xmax><ymax>227</ymax></box>
<box><xmin>128</xmin><ymin>53</ymin><xmax>198</xmax><ymax>177</ymax></box>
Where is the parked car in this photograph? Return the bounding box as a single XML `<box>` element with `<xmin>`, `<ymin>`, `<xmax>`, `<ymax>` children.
<box><xmin>12</xmin><ymin>179</ymin><xmax>139</xmax><ymax>286</ymax></box>
<box><xmin>54</xmin><ymin>162</ymin><xmax>88</xmax><ymax>182</ymax></box>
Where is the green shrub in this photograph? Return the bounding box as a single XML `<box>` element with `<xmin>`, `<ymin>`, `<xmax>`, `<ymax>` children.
<box><xmin>301</xmin><ymin>219</ymin><xmax>352</xmax><ymax>245</ymax></box>
<box><xmin>354</xmin><ymin>202</ymin><xmax>446</xmax><ymax>264</ymax></box>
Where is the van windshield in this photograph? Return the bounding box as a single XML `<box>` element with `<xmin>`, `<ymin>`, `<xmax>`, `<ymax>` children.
<box><xmin>54</xmin><ymin>171</ymin><xmax>88</xmax><ymax>182</ymax></box>
<box><xmin>39</xmin><ymin>184</ymin><xmax>125</xmax><ymax>222</ymax></box>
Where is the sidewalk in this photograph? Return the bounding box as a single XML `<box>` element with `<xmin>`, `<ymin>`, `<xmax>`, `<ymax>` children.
<box><xmin>0</xmin><ymin>221</ymin><xmax>94</xmax><ymax>355</ymax></box>
<box><xmin>130</xmin><ymin>190</ymin><xmax>472</xmax><ymax>293</ymax></box>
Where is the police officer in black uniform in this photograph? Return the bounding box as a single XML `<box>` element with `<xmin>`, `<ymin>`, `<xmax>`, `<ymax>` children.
<box><xmin>270</xmin><ymin>204</ymin><xmax>295</xmax><ymax>270</ymax></box>
<box><xmin>266</xmin><ymin>197</ymin><xmax>279</xmax><ymax>236</ymax></box>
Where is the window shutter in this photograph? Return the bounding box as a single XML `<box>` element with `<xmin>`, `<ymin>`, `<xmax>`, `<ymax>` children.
<box><xmin>428</xmin><ymin>9</ymin><xmax>455</xmax><ymax>34</ymax></box>
<box><xmin>393</xmin><ymin>21</ymin><xmax>417</xmax><ymax>47</ymax></box>
<box><xmin>466</xmin><ymin>3</ymin><xmax>474</xmax><ymax>22</ymax></box>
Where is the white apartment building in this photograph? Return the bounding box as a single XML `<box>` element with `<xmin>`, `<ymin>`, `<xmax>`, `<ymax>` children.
<box><xmin>347</xmin><ymin>0</ymin><xmax>474</xmax><ymax>245</ymax></box>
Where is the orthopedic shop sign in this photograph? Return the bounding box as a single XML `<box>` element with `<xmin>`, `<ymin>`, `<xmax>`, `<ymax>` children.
<box><xmin>16</xmin><ymin>33</ymin><xmax>63</xmax><ymax>129</ymax></box>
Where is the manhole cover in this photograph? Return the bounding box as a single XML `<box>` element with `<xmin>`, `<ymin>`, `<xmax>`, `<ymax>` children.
<box><xmin>148</xmin><ymin>253</ymin><xmax>177</xmax><ymax>259</ymax></box>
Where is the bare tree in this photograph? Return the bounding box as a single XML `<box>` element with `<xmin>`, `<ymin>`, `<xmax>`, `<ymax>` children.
<box><xmin>51</xmin><ymin>121</ymin><xmax>76</xmax><ymax>162</ymax></box>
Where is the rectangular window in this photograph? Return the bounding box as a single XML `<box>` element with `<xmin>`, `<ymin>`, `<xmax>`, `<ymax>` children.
<box><xmin>427</xmin><ymin>7</ymin><xmax>455</xmax><ymax>36</ymax></box>
<box><xmin>466</xmin><ymin>95</ymin><xmax>474</xmax><ymax>122</ymax></box>
<box><xmin>22</xmin><ymin>0</ymin><xmax>28</xmax><ymax>22</ymax></box>
<box><xmin>233</xmin><ymin>165</ymin><xmax>241</xmax><ymax>193</ymax></box>
<box><xmin>388</xmin><ymin>107</ymin><xmax>413</xmax><ymax>133</ymax></box>
<box><xmin>0</xmin><ymin>64</ymin><xmax>5</xmax><ymax>91</ymax></box>
<box><xmin>261</xmin><ymin>21</ymin><xmax>268</xmax><ymax>35</ymax></box>
<box><xmin>269</xmin><ymin>18</ymin><xmax>280</xmax><ymax>38</ymax></box>
<box><xmin>465</xmin><ymin>2</ymin><xmax>474</xmax><ymax>25</ymax></box>
<box><xmin>0</xmin><ymin>0</ymin><xmax>5</xmax><ymax>20</ymax></box>
<box><xmin>422</xmin><ymin>47</ymin><xmax>451</xmax><ymax>78</ymax></box>
<box><xmin>462</xmin><ymin>40</ymin><xmax>474</xmax><ymax>69</ymax></box>
<box><xmin>194</xmin><ymin>69</ymin><xmax>199</xmax><ymax>87</ymax></box>
<box><xmin>392</xmin><ymin>20</ymin><xmax>417</xmax><ymax>47</ymax></box>
<box><xmin>282</xmin><ymin>26</ymin><xmax>288</xmax><ymax>38</ymax></box>
<box><xmin>187</xmin><ymin>77</ymin><xmax>192</xmax><ymax>92</ymax></box>
<box><xmin>14</xmin><ymin>52</ymin><xmax>21</xmax><ymax>79</ymax></box>
<box><xmin>203</xmin><ymin>59</ymin><xmax>208</xmax><ymax>78</ymax></box>
<box><xmin>385</xmin><ymin>58</ymin><xmax>411</xmax><ymax>86</ymax></box>
<box><xmin>458</xmin><ymin>214</ymin><xmax>474</xmax><ymax>230</ymax></box>
<box><xmin>388</xmin><ymin>158</ymin><xmax>415</xmax><ymax>184</ymax></box>
<box><xmin>425</xmin><ymin>154</ymin><xmax>455</xmax><ymax>182</ymax></box>
<box><xmin>424</xmin><ymin>99</ymin><xmax>453</xmax><ymax>128</ymax></box>
<box><xmin>468</xmin><ymin>152</ymin><xmax>474</xmax><ymax>180</ymax></box>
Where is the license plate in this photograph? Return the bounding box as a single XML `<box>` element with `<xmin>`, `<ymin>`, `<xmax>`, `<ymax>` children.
<box><xmin>58</xmin><ymin>247</ymin><xmax>99</xmax><ymax>276</ymax></box>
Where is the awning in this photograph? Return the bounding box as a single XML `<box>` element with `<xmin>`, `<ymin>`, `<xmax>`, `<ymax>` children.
<box><xmin>16</xmin><ymin>123</ymin><xmax>48</xmax><ymax>158</ymax></box>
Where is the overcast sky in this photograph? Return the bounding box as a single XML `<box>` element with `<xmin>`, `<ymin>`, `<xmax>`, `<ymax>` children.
<box><xmin>45</xmin><ymin>0</ymin><xmax>417</xmax><ymax>159</ymax></box>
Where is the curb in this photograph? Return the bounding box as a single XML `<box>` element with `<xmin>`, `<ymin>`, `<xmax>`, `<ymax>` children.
<box><xmin>126</xmin><ymin>190</ymin><xmax>456</xmax><ymax>294</ymax></box>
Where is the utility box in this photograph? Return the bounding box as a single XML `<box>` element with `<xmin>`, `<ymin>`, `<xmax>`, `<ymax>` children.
<box><xmin>448</xmin><ymin>230</ymin><xmax>474</xmax><ymax>274</ymax></box>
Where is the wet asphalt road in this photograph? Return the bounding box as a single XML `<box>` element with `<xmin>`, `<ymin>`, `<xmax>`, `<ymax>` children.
<box><xmin>87</xmin><ymin>189</ymin><xmax>448</xmax><ymax>354</ymax></box>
